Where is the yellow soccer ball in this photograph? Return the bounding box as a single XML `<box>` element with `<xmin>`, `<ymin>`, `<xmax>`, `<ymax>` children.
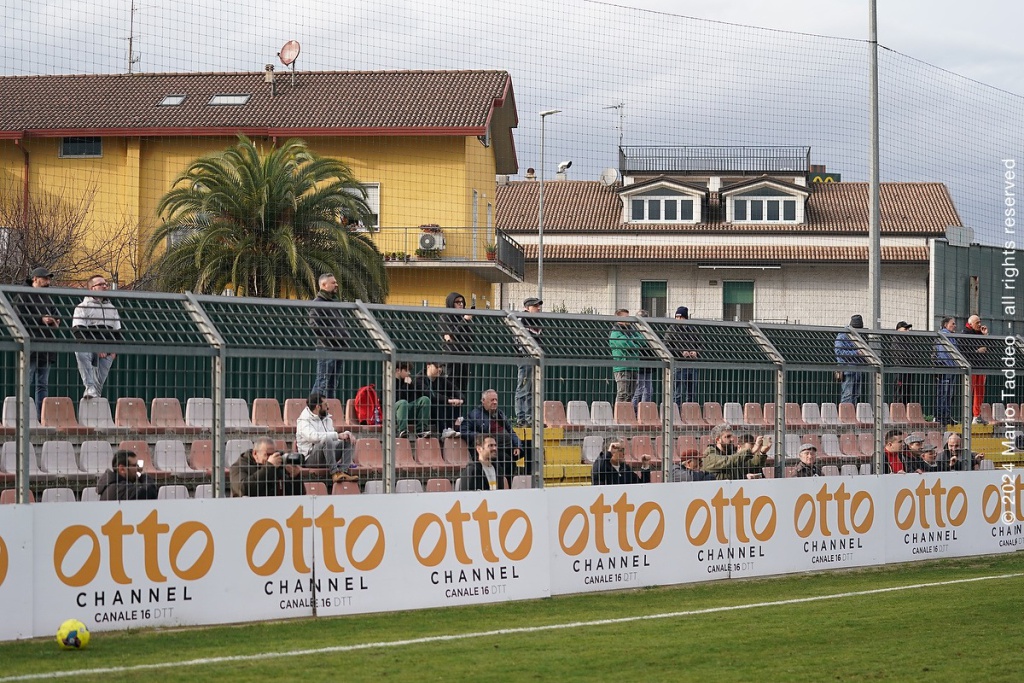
<box><xmin>56</xmin><ymin>619</ymin><xmax>91</xmax><ymax>650</ymax></box>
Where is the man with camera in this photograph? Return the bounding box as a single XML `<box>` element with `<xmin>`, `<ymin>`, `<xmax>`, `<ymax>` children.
<box><xmin>296</xmin><ymin>391</ymin><xmax>356</xmax><ymax>482</ymax></box>
<box><xmin>96</xmin><ymin>448</ymin><xmax>158</xmax><ymax>501</ymax></box>
<box><xmin>230</xmin><ymin>436</ymin><xmax>305</xmax><ymax>497</ymax></box>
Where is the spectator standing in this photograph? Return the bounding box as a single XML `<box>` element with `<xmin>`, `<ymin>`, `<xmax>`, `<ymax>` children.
<box><xmin>667</xmin><ymin>306</ymin><xmax>699</xmax><ymax>406</ymax></box>
<box><xmin>442</xmin><ymin>292</ymin><xmax>473</xmax><ymax>396</ymax></box>
<box><xmin>631</xmin><ymin>309</ymin><xmax>654</xmax><ymax>411</ymax></box>
<box><xmin>891</xmin><ymin>321</ymin><xmax>914</xmax><ymax>405</ymax></box>
<box><xmin>962</xmin><ymin>315</ymin><xmax>990</xmax><ymax>424</ymax></box>
<box><xmin>295</xmin><ymin>391</ymin><xmax>357</xmax><ymax>482</ymax></box>
<box><xmin>464</xmin><ymin>389</ymin><xmax>525</xmax><ymax>484</ymax></box>
<box><xmin>591</xmin><ymin>441</ymin><xmax>651</xmax><ymax>486</ymax></box>
<box><xmin>459</xmin><ymin>436</ymin><xmax>505</xmax><ymax>491</ymax></box>
<box><xmin>230</xmin><ymin>436</ymin><xmax>303</xmax><ymax>497</ymax></box>
<box><xmin>835</xmin><ymin>314</ymin><xmax>865</xmax><ymax>405</ymax></box>
<box><xmin>14</xmin><ymin>267</ymin><xmax>61</xmax><ymax>413</ymax></box>
<box><xmin>96</xmin><ymin>449</ymin><xmax>157</xmax><ymax>501</ymax></box>
<box><xmin>515</xmin><ymin>297</ymin><xmax>542</xmax><ymax>426</ymax></box>
<box><xmin>609</xmin><ymin>309</ymin><xmax>640</xmax><ymax>404</ymax></box>
<box><xmin>72</xmin><ymin>275</ymin><xmax>122</xmax><ymax>400</ymax></box>
<box><xmin>309</xmin><ymin>273</ymin><xmax>350</xmax><ymax>398</ymax></box>
<box><xmin>934</xmin><ymin>317</ymin><xmax>958</xmax><ymax>425</ymax></box>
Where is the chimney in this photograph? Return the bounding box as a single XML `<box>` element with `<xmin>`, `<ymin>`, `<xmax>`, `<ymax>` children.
<box><xmin>264</xmin><ymin>64</ymin><xmax>276</xmax><ymax>97</ymax></box>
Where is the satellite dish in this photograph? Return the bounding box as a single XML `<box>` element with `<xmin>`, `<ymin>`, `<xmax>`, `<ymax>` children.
<box><xmin>599</xmin><ymin>167</ymin><xmax>619</xmax><ymax>187</ymax></box>
<box><xmin>278</xmin><ymin>40</ymin><xmax>301</xmax><ymax>66</ymax></box>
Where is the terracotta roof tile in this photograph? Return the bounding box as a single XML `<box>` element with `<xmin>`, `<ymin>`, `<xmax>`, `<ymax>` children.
<box><xmin>497</xmin><ymin>180</ymin><xmax>959</xmax><ymax>235</ymax></box>
<box><xmin>521</xmin><ymin>244</ymin><xmax>929</xmax><ymax>262</ymax></box>
<box><xmin>0</xmin><ymin>70</ymin><xmax>512</xmax><ymax>135</ymax></box>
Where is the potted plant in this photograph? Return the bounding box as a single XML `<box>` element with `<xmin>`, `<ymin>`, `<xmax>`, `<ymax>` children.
<box><xmin>485</xmin><ymin>242</ymin><xmax>497</xmax><ymax>261</ymax></box>
<box><xmin>415</xmin><ymin>247</ymin><xmax>442</xmax><ymax>259</ymax></box>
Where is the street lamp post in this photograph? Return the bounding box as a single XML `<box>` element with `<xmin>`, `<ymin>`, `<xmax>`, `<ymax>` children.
<box><xmin>537</xmin><ymin>109</ymin><xmax>561</xmax><ymax>300</ymax></box>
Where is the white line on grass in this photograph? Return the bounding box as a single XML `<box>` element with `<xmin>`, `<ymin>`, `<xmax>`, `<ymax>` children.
<box><xmin>5</xmin><ymin>571</ymin><xmax>1022</xmax><ymax>682</ymax></box>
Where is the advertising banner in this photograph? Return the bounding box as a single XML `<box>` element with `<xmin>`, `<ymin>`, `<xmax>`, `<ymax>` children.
<box><xmin>548</xmin><ymin>482</ymin><xmax>706</xmax><ymax>595</ymax></box>
<box><xmin>0</xmin><ymin>505</ymin><xmax>33</xmax><ymax>640</ymax></box>
<box><xmin>730</xmin><ymin>477</ymin><xmax>884</xmax><ymax>578</ymax></box>
<box><xmin>31</xmin><ymin>497</ymin><xmax>316</xmax><ymax>637</ymax></box>
<box><xmin>313</xmin><ymin>489</ymin><xmax>551</xmax><ymax>616</ymax></box>
<box><xmin>883</xmin><ymin>470</ymin><xmax>1018</xmax><ymax>562</ymax></box>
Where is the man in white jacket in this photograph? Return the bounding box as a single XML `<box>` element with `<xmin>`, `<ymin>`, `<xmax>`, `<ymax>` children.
<box><xmin>296</xmin><ymin>392</ymin><xmax>357</xmax><ymax>482</ymax></box>
<box><xmin>72</xmin><ymin>275</ymin><xmax>122</xmax><ymax>399</ymax></box>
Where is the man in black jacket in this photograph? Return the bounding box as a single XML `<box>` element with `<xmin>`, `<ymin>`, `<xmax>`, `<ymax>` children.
<box><xmin>414</xmin><ymin>362</ymin><xmax>464</xmax><ymax>438</ymax></box>
<box><xmin>591</xmin><ymin>442</ymin><xmax>650</xmax><ymax>486</ymax></box>
<box><xmin>464</xmin><ymin>389</ymin><xmax>526</xmax><ymax>483</ymax></box>
<box><xmin>309</xmin><ymin>273</ymin><xmax>350</xmax><ymax>398</ymax></box>
<box><xmin>460</xmin><ymin>436</ymin><xmax>505</xmax><ymax>491</ymax></box>
<box><xmin>96</xmin><ymin>449</ymin><xmax>158</xmax><ymax>501</ymax></box>
<box><xmin>229</xmin><ymin>437</ymin><xmax>304</xmax><ymax>497</ymax></box>
<box><xmin>13</xmin><ymin>267</ymin><xmax>61</xmax><ymax>413</ymax></box>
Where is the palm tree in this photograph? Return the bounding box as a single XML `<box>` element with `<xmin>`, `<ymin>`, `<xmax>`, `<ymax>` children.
<box><xmin>148</xmin><ymin>135</ymin><xmax>388</xmax><ymax>301</ymax></box>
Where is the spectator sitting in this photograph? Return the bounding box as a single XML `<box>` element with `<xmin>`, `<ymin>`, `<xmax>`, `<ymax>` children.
<box><xmin>906</xmin><ymin>443</ymin><xmax>947</xmax><ymax>473</ymax></box>
<box><xmin>701</xmin><ymin>424</ymin><xmax>771</xmax><ymax>480</ymax></box>
<box><xmin>938</xmin><ymin>433</ymin><xmax>983</xmax><ymax>471</ymax></box>
<box><xmin>96</xmin><ymin>448</ymin><xmax>157</xmax><ymax>501</ymax></box>
<box><xmin>793</xmin><ymin>443</ymin><xmax>823</xmax><ymax>477</ymax></box>
<box><xmin>414</xmin><ymin>361</ymin><xmax>464</xmax><ymax>439</ymax></box>
<box><xmin>903</xmin><ymin>433</ymin><xmax>925</xmax><ymax>464</ymax></box>
<box><xmin>884</xmin><ymin>429</ymin><xmax>906</xmax><ymax>474</ymax></box>
<box><xmin>230</xmin><ymin>436</ymin><xmax>304</xmax><ymax>497</ymax></box>
<box><xmin>591</xmin><ymin>441</ymin><xmax>651</xmax><ymax>486</ymax></box>
<box><xmin>394</xmin><ymin>361</ymin><xmax>431</xmax><ymax>438</ymax></box>
<box><xmin>295</xmin><ymin>391</ymin><xmax>357</xmax><ymax>483</ymax></box>
<box><xmin>671</xmin><ymin>448</ymin><xmax>716</xmax><ymax>482</ymax></box>
<box><xmin>459</xmin><ymin>436</ymin><xmax>505</xmax><ymax>491</ymax></box>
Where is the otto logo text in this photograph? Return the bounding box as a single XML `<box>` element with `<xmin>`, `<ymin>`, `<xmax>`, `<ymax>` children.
<box><xmin>413</xmin><ymin>500</ymin><xmax>532</xmax><ymax>566</ymax></box>
<box><xmin>558</xmin><ymin>493</ymin><xmax>664</xmax><ymax>556</ymax></box>
<box><xmin>794</xmin><ymin>483</ymin><xmax>874</xmax><ymax>538</ymax></box>
<box><xmin>247</xmin><ymin>505</ymin><xmax>385</xmax><ymax>576</ymax></box>
<box><xmin>893</xmin><ymin>480</ymin><xmax>967</xmax><ymax>531</ymax></box>
<box><xmin>686</xmin><ymin>487</ymin><xmax>776</xmax><ymax>545</ymax></box>
<box><xmin>54</xmin><ymin>510</ymin><xmax>214</xmax><ymax>587</ymax></box>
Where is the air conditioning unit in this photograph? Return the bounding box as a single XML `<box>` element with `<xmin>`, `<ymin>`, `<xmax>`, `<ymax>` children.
<box><xmin>418</xmin><ymin>232</ymin><xmax>446</xmax><ymax>251</ymax></box>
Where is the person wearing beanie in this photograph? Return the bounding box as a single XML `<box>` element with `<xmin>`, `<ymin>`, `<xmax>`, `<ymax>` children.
<box><xmin>667</xmin><ymin>306</ymin><xmax>700</xmax><ymax>405</ymax></box>
<box><xmin>835</xmin><ymin>314</ymin><xmax>865</xmax><ymax>404</ymax></box>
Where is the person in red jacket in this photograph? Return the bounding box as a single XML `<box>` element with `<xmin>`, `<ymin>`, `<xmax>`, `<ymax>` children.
<box><xmin>884</xmin><ymin>429</ymin><xmax>907</xmax><ymax>474</ymax></box>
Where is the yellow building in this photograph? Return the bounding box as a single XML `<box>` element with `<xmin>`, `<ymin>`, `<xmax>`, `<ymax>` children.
<box><xmin>0</xmin><ymin>70</ymin><xmax>523</xmax><ymax>304</ymax></box>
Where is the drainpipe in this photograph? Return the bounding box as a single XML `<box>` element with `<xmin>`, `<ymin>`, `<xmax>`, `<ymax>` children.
<box><xmin>15</xmin><ymin>134</ymin><xmax>29</xmax><ymax>226</ymax></box>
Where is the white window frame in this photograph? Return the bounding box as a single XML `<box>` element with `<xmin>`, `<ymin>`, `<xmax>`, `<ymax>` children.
<box><xmin>208</xmin><ymin>94</ymin><xmax>251</xmax><ymax>106</ymax></box>
<box><xmin>346</xmin><ymin>182</ymin><xmax>380</xmax><ymax>232</ymax></box>
<box><xmin>621</xmin><ymin>184</ymin><xmax>702</xmax><ymax>225</ymax></box>
<box><xmin>725</xmin><ymin>184</ymin><xmax>806</xmax><ymax>224</ymax></box>
<box><xmin>59</xmin><ymin>137</ymin><xmax>102</xmax><ymax>158</ymax></box>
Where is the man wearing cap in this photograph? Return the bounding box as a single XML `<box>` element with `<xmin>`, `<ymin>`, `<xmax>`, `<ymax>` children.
<box><xmin>835</xmin><ymin>314</ymin><xmax>866</xmax><ymax>405</ymax></box>
<box><xmin>514</xmin><ymin>297</ymin><xmax>542</xmax><ymax>426</ymax></box>
<box><xmin>72</xmin><ymin>274</ymin><xmax>122</xmax><ymax>400</ymax></box>
<box><xmin>793</xmin><ymin>443</ymin><xmax>823</xmax><ymax>477</ymax></box>
<box><xmin>892</xmin><ymin>321</ymin><xmax>914</xmax><ymax>406</ymax></box>
<box><xmin>667</xmin><ymin>306</ymin><xmax>700</xmax><ymax>406</ymax></box>
<box><xmin>13</xmin><ymin>267</ymin><xmax>61</xmax><ymax>413</ymax></box>
<box><xmin>905</xmin><ymin>441</ymin><xmax>946</xmax><ymax>473</ymax></box>
<box><xmin>671</xmin><ymin>448</ymin><xmax>716</xmax><ymax>482</ymax></box>
<box><xmin>701</xmin><ymin>424</ymin><xmax>771</xmax><ymax>480</ymax></box>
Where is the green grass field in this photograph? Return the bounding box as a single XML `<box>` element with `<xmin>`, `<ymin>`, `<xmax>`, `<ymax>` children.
<box><xmin>4</xmin><ymin>553</ymin><xmax>1024</xmax><ymax>682</ymax></box>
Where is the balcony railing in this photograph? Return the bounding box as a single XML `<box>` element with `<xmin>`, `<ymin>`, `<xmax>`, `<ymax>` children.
<box><xmin>371</xmin><ymin>226</ymin><xmax>524</xmax><ymax>281</ymax></box>
<box><xmin>620</xmin><ymin>145</ymin><xmax>812</xmax><ymax>175</ymax></box>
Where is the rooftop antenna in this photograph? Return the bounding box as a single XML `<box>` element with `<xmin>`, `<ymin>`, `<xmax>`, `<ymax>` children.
<box><xmin>278</xmin><ymin>40</ymin><xmax>301</xmax><ymax>87</ymax></box>
<box><xmin>603</xmin><ymin>102</ymin><xmax>625</xmax><ymax>150</ymax></box>
<box><xmin>127</xmin><ymin>0</ymin><xmax>141</xmax><ymax>74</ymax></box>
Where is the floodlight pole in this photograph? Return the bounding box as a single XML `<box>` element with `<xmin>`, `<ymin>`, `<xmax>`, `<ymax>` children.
<box><xmin>538</xmin><ymin>109</ymin><xmax>561</xmax><ymax>301</ymax></box>
<box><xmin>868</xmin><ymin>0</ymin><xmax>881</xmax><ymax>330</ymax></box>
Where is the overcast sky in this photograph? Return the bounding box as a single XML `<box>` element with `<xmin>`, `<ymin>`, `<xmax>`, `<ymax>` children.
<box><xmin>2</xmin><ymin>0</ymin><xmax>1022</xmax><ymax>245</ymax></box>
